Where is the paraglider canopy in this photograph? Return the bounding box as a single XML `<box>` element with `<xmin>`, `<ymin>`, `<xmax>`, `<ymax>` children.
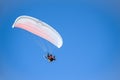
<box><xmin>12</xmin><ymin>15</ymin><xmax>63</xmax><ymax>48</ymax></box>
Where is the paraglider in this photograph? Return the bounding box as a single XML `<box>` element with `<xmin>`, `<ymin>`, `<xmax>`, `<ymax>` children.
<box><xmin>12</xmin><ymin>15</ymin><xmax>63</xmax><ymax>62</ymax></box>
<box><xmin>45</xmin><ymin>53</ymin><xmax>56</xmax><ymax>62</ymax></box>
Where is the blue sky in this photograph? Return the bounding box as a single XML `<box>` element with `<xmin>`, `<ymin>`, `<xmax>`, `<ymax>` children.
<box><xmin>0</xmin><ymin>0</ymin><xmax>120</xmax><ymax>80</ymax></box>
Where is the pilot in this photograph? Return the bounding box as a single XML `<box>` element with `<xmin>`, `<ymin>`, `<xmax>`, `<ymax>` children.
<box><xmin>46</xmin><ymin>53</ymin><xmax>56</xmax><ymax>62</ymax></box>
